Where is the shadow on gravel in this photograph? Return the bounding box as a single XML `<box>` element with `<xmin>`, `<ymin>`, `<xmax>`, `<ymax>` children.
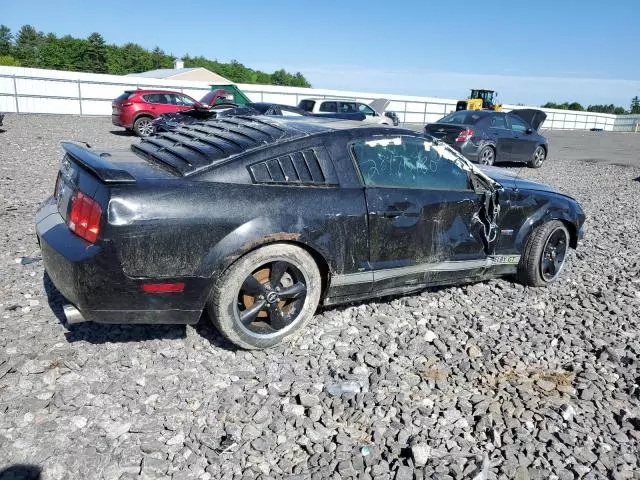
<box><xmin>194</xmin><ymin>316</ymin><xmax>241</xmax><ymax>352</ymax></box>
<box><xmin>492</xmin><ymin>161</ymin><xmax>529</xmax><ymax>169</ymax></box>
<box><xmin>109</xmin><ymin>130</ymin><xmax>135</xmax><ymax>137</ymax></box>
<box><xmin>634</xmin><ymin>176</ymin><xmax>640</xmax><ymax>183</ymax></box>
<box><xmin>0</xmin><ymin>464</ymin><xmax>42</xmax><ymax>479</ymax></box>
<box><xmin>43</xmin><ymin>273</ymin><xmax>187</xmax><ymax>344</ymax></box>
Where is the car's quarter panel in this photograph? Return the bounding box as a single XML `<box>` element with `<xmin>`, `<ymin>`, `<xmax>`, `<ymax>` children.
<box><xmin>106</xmin><ymin>181</ymin><xmax>370</xmax><ymax>299</ymax></box>
<box><xmin>36</xmin><ymin>196</ymin><xmax>209</xmax><ymax>324</ymax></box>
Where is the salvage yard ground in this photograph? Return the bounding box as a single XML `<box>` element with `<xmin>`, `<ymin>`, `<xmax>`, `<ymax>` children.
<box><xmin>0</xmin><ymin>115</ymin><xmax>639</xmax><ymax>479</ymax></box>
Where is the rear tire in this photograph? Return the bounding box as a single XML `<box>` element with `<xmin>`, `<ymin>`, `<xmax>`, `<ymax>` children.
<box><xmin>207</xmin><ymin>244</ymin><xmax>322</xmax><ymax>349</ymax></box>
<box><xmin>133</xmin><ymin>116</ymin><xmax>154</xmax><ymax>137</ymax></box>
<box><xmin>517</xmin><ymin>221</ymin><xmax>570</xmax><ymax>287</ymax></box>
<box><xmin>478</xmin><ymin>146</ymin><xmax>496</xmax><ymax>166</ymax></box>
<box><xmin>528</xmin><ymin>146</ymin><xmax>546</xmax><ymax>168</ymax></box>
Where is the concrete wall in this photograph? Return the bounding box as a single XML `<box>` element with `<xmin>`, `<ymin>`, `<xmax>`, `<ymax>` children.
<box><xmin>0</xmin><ymin>66</ymin><xmax>630</xmax><ymax>131</ymax></box>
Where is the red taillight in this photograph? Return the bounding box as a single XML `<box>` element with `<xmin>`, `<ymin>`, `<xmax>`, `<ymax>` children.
<box><xmin>142</xmin><ymin>283</ymin><xmax>185</xmax><ymax>293</ymax></box>
<box><xmin>455</xmin><ymin>128</ymin><xmax>474</xmax><ymax>142</ymax></box>
<box><xmin>68</xmin><ymin>191</ymin><xmax>102</xmax><ymax>243</ymax></box>
<box><xmin>120</xmin><ymin>102</ymin><xmax>133</xmax><ymax>107</ymax></box>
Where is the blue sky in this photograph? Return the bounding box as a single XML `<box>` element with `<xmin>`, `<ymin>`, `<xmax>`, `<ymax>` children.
<box><xmin>4</xmin><ymin>0</ymin><xmax>639</xmax><ymax>107</ymax></box>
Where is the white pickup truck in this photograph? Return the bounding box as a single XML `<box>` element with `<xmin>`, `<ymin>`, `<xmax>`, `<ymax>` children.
<box><xmin>297</xmin><ymin>98</ymin><xmax>393</xmax><ymax>125</ymax></box>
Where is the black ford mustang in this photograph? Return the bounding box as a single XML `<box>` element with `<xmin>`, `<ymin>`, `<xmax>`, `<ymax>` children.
<box><xmin>36</xmin><ymin>116</ymin><xmax>585</xmax><ymax>349</ymax></box>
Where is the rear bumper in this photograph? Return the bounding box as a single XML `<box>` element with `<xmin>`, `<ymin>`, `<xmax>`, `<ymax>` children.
<box><xmin>432</xmin><ymin>139</ymin><xmax>481</xmax><ymax>162</ymax></box>
<box><xmin>454</xmin><ymin>142</ymin><xmax>481</xmax><ymax>162</ymax></box>
<box><xmin>36</xmin><ymin>197</ymin><xmax>207</xmax><ymax>325</ymax></box>
<box><xmin>111</xmin><ymin>115</ymin><xmax>129</xmax><ymax>128</ymax></box>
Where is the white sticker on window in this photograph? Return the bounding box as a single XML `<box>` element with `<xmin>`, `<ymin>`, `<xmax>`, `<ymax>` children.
<box><xmin>365</xmin><ymin>137</ymin><xmax>401</xmax><ymax>147</ymax></box>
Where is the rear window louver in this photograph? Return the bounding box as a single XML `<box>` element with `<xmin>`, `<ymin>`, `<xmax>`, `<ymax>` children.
<box><xmin>130</xmin><ymin>116</ymin><xmax>300</xmax><ymax>176</ymax></box>
<box><xmin>249</xmin><ymin>149</ymin><xmax>336</xmax><ymax>186</ymax></box>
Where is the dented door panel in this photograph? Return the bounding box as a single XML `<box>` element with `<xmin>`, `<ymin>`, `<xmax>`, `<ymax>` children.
<box><xmin>365</xmin><ymin>187</ymin><xmax>492</xmax><ymax>291</ymax></box>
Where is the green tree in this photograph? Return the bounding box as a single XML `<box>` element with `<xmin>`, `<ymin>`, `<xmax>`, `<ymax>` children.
<box><xmin>0</xmin><ymin>25</ymin><xmax>13</xmax><ymax>56</ymax></box>
<box><xmin>542</xmin><ymin>101</ymin><xmax>585</xmax><ymax>111</ymax></box>
<box><xmin>292</xmin><ymin>72</ymin><xmax>311</xmax><ymax>88</ymax></box>
<box><xmin>8</xmin><ymin>23</ymin><xmax>312</xmax><ymax>87</ymax></box>
<box><xmin>0</xmin><ymin>55</ymin><xmax>21</xmax><ymax>66</ymax></box>
<box><xmin>14</xmin><ymin>24</ymin><xmax>44</xmax><ymax>66</ymax></box>
<box><xmin>111</xmin><ymin>42</ymin><xmax>153</xmax><ymax>74</ymax></box>
<box><xmin>587</xmin><ymin>104</ymin><xmax>627</xmax><ymax>114</ymax></box>
<box><xmin>39</xmin><ymin>34</ymin><xmax>88</xmax><ymax>71</ymax></box>
<box><xmin>631</xmin><ymin>96</ymin><xmax>640</xmax><ymax>114</ymax></box>
<box><xmin>150</xmin><ymin>47</ymin><xmax>173</xmax><ymax>69</ymax></box>
<box><xmin>85</xmin><ymin>32</ymin><xmax>108</xmax><ymax>73</ymax></box>
<box><xmin>271</xmin><ymin>69</ymin><xmax>291</xmax><ymax>86</ymax></box>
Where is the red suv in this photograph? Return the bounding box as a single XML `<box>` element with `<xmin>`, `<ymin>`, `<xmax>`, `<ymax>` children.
<box><xmin>112</xmin><ymin>90</ymin><xmax>202</xmax><ymax>137</ymax></box>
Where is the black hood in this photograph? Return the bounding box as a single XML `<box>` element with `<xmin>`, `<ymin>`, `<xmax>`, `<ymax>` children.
<box><xmin>479</xmin><ymin>166</ymin><xmax>560</xmax><ymax>195</ymax></box>
<box><xmin>509</xmin><ymin>109</ymin><xmax>547</xmax><ymax>131</ymax></box>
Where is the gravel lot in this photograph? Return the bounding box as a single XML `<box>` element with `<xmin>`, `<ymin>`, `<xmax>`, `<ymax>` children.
<box><xmin>1</xmin><ymin>114</ymin><xmax>639</xmax><ymax>480</ymax></box>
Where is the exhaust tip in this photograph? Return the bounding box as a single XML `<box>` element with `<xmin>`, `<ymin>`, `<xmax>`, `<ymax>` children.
<box><xmin>63</xmin><ymin>304</ymin><xmax>87</xmax><ymax>325</ymax></box>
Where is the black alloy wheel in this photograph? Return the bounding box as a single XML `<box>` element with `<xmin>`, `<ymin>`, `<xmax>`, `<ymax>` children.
<box><xmin>540</xmin><ymin>227</ymin><xmax>569</xmax><ymax>282</ymax></box>
<box><xmin>237</xmin><ymin>261</ymin><xmax>308</xmax><ymax>335</ymax></box>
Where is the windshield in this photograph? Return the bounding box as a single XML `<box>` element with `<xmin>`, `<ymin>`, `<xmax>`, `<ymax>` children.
<box><xmin>438</xmin><ymin>111</ymin><xmax>484</xmax><ymax>125</ymax></box>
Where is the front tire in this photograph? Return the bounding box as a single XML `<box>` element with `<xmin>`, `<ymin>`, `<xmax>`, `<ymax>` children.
<box><xmin>518</xmin><ymin>221</ymin><xmax>570</xmax><ymax>287</ymax></box>
<box><xmin>207</xmin><ymin>244</ymin><xmax>322</xmax><ymax>349</ymax></box>
<box><xmin>528</xmin><ymin>146</ymin><xmax>546</xmax><ymax>168</ymax></box>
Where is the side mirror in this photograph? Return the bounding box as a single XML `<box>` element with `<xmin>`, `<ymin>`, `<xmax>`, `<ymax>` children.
<box><xmin>526</xmin><ymin>128</ymin><xmax>533</xmax><ymax>134</ymax></box>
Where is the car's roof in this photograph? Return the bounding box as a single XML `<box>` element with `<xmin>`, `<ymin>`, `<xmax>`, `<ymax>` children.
<box><xmin>126</xmin><ymin>89</ymin><xmax>190</xmax><ymax>95</ymax></box>
<box><xmin>300</xmin><ymin>98</ymin><xmax>365</xmax><ymax>103</ymax></box>
<box><xmin>131</xmin><ymin>116</ymin><xmax>406</xmax><ymax>177</ymax></box>
<box><xmin>249</xmin><ymin>102</ymin><xmax>305</xmax><ymax>111</ymax></box>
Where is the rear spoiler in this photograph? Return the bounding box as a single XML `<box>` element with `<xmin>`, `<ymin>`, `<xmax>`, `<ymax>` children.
<box><xmin>61</xmin><ymin>142</ymin><xmax>136</xmax><ymax>184</ymax></box>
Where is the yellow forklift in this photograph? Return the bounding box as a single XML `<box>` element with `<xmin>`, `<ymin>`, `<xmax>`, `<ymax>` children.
<box><xmin>456</xmin><ymin>89</ymin><xmax>503</xmax><ymax>111</ymax></box>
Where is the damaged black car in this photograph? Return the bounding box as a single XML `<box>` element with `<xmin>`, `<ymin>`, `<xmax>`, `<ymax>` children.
<box><xmin>36</xmin><ymin>116</ymin><xmax>585</xmax><ymax>349</ymax></box>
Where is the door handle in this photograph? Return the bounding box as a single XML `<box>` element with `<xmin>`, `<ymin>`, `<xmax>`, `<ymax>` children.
<box><xmin>379</xmin><ymin>204</ymin><xmax>420</xmax><ymax>218</ymax></box>
<box><xmin>381</xmin><ymin>211</ymin><xmax>402</xmax><ymax>218</ymax></box>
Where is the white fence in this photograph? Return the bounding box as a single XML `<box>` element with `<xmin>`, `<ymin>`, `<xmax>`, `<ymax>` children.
<box><xmin>0</xmin><ymin>66</ymin><xmax>629</xmax><ymax>131</ymax></box>
<box><xmin>613</xmin><ymin>114</ymin><xmax>640</xmax><ymax>132</ymax></box>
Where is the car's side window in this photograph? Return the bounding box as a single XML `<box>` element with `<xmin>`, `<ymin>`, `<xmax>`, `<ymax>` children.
<box><xmin>174</xmin><ymin>95</ymin><xmax>195</xmax><ymax>106</ymax></box>
<box><xmin>358</xmin><ymin>103</ymin><xmax>376</xmax><ymax>116</ymax></box>
<box><xmin>319</xmin><ymin>101</ymin><xmax>337</xmax><ymax>113</ymax></box>
<box><xmin>489</xmin><ymin>114</ymin><xmax>507</xmax><ymax>129</ymax></box>
<box><xmin>143</xmin><ymin>94</ymin><xmax>161</xmax><ymax>104</ymax></box>
<box><xmin>340</xmin><ymin>102</ymin><xmax>358</xmax><ymax>113</ymax></box>
<box><xmin>248</xmin><ymin>147</ymin><xmax>339</xmax><ymax>186</ymax></box>
<box><xmin>352</xmin><ymin>136</ymin><xmax>471</xmax><ymax>191</ymax></box>
<box><xmin>509</xmin><ymin>115</ymin><xmax>529</xmax><ymax>133</ymax></box>
<box><xmin>147</xmin><ymin>94</ymin><xmax>172</xmax><ymax>105</ymax></box>
<box><xmin>298</xmin><ymin>100</ymin><xmax>315</xmax><ymax>111</ymax></box>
